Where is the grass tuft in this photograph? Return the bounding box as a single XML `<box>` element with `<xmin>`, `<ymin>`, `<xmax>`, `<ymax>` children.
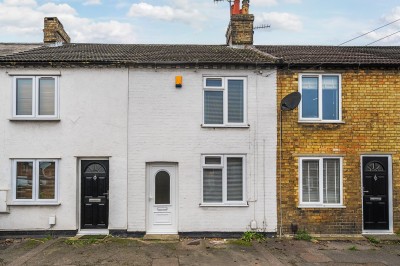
<box><xmin>241</xmin><ymin>231</ymin><xmax>265</xmax><ymax>242</ymax></box>
<box><xmin>294</xmin><ymin>230</ymin><xmax>312</xmax><ymax>241</ymax></box>
<box><xmin>366</xmin><ymin>236</ymin><xmax>380</xmax><ymax>244</ymax></box>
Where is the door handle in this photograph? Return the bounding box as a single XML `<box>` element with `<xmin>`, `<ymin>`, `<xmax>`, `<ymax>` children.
<box><xmin>363</xmin><ymin>191</ymin><xmax>369</xmax><ymax>193</ymax></box>
<box><xmin>103</xmin><ymin>192</ymin><xmax>109</xmax><ymax>199</ymax></box>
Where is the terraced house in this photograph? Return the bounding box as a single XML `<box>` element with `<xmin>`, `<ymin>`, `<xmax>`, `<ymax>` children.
<box><xmin>257</xmin><ymin>46</ymin><xmax>400</xmax><ymax>235</ymax></box>
<box><xmin>0</xmin><ymin>11</ymin><xmax>278</xmax><ymax>237</ymax></box>
<box><xmin>1</xmin><ymin>1</ymin><xmax>399</xmax><ymax>238</ymax></box>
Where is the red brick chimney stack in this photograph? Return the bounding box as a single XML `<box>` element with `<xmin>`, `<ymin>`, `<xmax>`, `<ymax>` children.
<box><xmin>226</xmin><ymin>0</ymin><xmax>254</xmax><ymax>46</ymax></box>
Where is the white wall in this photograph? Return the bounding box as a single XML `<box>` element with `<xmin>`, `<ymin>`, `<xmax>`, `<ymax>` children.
<box><xmin>128</xmin><ymin>68</ymin><xmax>277</xmax><ymax>232</ymax></box>
<box><xmin>0</xmin><ymin>68</ymin><xmax>128</xmax><ymax>231</ymax></box>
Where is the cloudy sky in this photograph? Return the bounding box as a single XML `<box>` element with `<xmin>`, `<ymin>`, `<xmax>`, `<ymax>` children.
<box><xmin>0</xmin><ymin>0</ymin><xmax>399</xmax><ymax>45</ymax></box>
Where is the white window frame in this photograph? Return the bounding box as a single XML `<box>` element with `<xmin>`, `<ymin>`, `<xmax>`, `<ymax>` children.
<box><xmin>12</xmin><ymin>159</ymin><xmax>59</xmax><ymax>205</ymax></box>
<box><xmin>12</xmin><ymin>76</ymin><xmax>59</xmax><ymax>119</ymax></box>
<box><xmin>298</xmin><ymin>157</ymin><xmax>343</xmax><ymax>208</ymax></box>
<box><xmin>201</xmin><ymin>154</ymin><xmax>247</xmax><ymax>206</ymax></box>
<box><xmin>203</xmin><ymin>77</ymin><xmax>247</xmax><ymax>127</ymax></box>
<box><xmin>298</xmin><ymin>74</ymin><xmax>342</xmax><ymax>123</ymax></box>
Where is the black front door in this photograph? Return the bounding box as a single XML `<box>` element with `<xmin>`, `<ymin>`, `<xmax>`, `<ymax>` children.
<box><xmin>81</xmin><ymin>160</ymin><xmax>109</xmax><ymax>229</ymax></box>
<box><xmin>362</xmin><ymin>156</ymin><xmax>389</xmax><ymax>230</ymax></box>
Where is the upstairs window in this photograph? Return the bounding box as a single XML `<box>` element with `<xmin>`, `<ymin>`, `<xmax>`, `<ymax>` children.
<box><xmin>203</xmin><ymin>77</ymin><xmax>247</xmax><ymax>126</ymax></box>
<box><xmin>299</xmin><ymin>74</ymin><xmax>341</xmax><ymax>122</ymax></box>
<box><xmin>13</xmin><ymin>76</ymin><xmax>59</xmax><ymax>119</ymax></box>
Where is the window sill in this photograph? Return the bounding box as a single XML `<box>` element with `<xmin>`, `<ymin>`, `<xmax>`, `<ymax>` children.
<box><xmin>9</xmin><ymin>118</ymin><xmax>61</xmax><ymax>122</ymax></box>
<box><xmin>8</xmin><ymin>202</ymin><xmax>61</xmax><ymax>206</ymax></box>
<box><xmin>298</xmin><ymin>204</ymin><xmax>345</xmax><ymax>209</ymax></box>
<box><xmin>201</xmin><ymin>124</ymin><xmax>250</xmax><ymax>128</ymax></box>
<box><xmin>298</xmin><ymin>120</ymin><xmax>345</xmax><ymax>124</ymax></box>
<box><xmin>199</xmin><ymin>203</ymin><xmax>249</xmax><ymax>207</ymax></box>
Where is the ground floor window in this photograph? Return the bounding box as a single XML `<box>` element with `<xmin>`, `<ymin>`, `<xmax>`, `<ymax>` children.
<box><xmin>202</xmin><ymin>155</ymin><xmax>246</xmax><ymax>206</ymax></box>
<box><xmin>13</xmin><ymin>159</ymin><xmax>58</xmax><ymax>204</ymax></box>
<box><xmin>299</xmin><ymin>157</ymin><xmax>343</xmax><ymax>207</ymax></box>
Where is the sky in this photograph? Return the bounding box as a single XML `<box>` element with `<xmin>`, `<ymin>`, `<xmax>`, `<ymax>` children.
<box><xmin>0</xmin><ymin>0</ymin><xmax>400</xmax><ymax>46</ymax></box>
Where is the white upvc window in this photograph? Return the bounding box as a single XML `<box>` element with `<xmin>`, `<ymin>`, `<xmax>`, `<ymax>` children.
<box><xmin>203</xmin><ymin>77</ymin><xmax>247</xmax><ymax>127</ymax></box>
<box><xmin>299</xmin><ymin>74</ymin><xmax>342</xmax><ymax>122</ymax></box>
<box><xmin>299</xmin><ymin>157</ymin><xmax>343</xmax><ymax>208</ymax></box>
<box><xmin>12</xmin><ymin>159</ymin><xmax>59</xmax><ymax>204</ymax></box>
<box><xmin>201</xmin><ymin>155</ymin><xmax>246</xmax><ymax>206</ymax></box>
<box><xmin>13</xmin><ymin>76</ymin><xmax>59</xmax><ymax>119</ymax></box>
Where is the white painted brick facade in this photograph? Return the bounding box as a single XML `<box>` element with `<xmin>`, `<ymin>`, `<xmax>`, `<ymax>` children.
<box><xmin>0</xmin><ymin>66</ymin><xmax>277</xmax><ymax>233</ymax></box>
<box><xmin>0</xmin><ymin>68</ymin><xmax>128</xmax><ymax>231</ymax></box>
<box><xmin>128</xmin><ymin>69</ymin><xmax>277</xmax><ymax>233</ymax></box>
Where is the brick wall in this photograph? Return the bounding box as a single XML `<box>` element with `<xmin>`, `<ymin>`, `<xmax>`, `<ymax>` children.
<box><xmin>277</xmin><ymin>68</ymin><xmax>400</xmax><ymax>235</ymax></box>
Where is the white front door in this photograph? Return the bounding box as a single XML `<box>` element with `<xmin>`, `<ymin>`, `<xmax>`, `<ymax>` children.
<box><xmin>147</xmin><ymin>164</ymin><xmax>177</xmax><ymax>234</ymax></box>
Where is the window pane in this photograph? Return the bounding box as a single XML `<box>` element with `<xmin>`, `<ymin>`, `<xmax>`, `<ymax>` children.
<box><xmin>39</xmin><ymin>78</ymin><xmax>55</xmax><ymax>116</ymax></box>
<box><xmin>39</xmin><ymin>161</ymin><xmax>56</xmax><ymax>199</ymax></box>
<box><xmin>204</xmin><ymin>91</ymin><xmax>223</xmax><ymax>124</ymax></box>
<box><xmin>227</xmin><ymin>157</ymin><xmax>243</xmax><ymax>201</ymax></box>
<box><xmin>302</xmin><ymin>160</ymin><xmax>319</xmax><ymax>202</ymax></box>
<box><xmin>16</xmin><ymin>78</ymin><xmax>33</xmax><ymax>115</ymax></box>
<box><xmin>322</xmin><ymin>76</ymin><xmax>339</xmax><ymax>120</ymax></box>
<box><xmin>203</xmin><ymin>169</ymin><xmax>222</xmax><ymax>202</ymax></box>
<box><xmin>205</xmin><ymin>156</ymin><xmax>221</xmax><ymax>165</ymax></box>
<box><xmin>206</xmin><ymin>78</ymin><xmax>222</xmax><ymax>87</ymax></box>
<box><xmin>301</xmin><ymin>77</ymin><xmax>318</xmax><ymax>118</ymax></box>
<box><xmin>16</xmin><ymin>162</ymin><xmax>33</xmax><ymax>199</ymax></box>
<box><xmin>228</xmin><ymin>80</ymin><xmax>244</xmax><ymax>123</ymax></box>
<box><xmin>155</xmin><ymin>171</ymin><xmax>170</xmax><ymax>204</ymax></box>
<box><xmin>323</xmin><ymin>159</ymin><xmax>340</xmax><ymax>204</ymax></box>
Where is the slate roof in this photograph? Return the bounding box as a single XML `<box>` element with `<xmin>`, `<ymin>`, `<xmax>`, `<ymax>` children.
<box><xmin>0</xmin><ymin>43</ymin><xmax>43</xmax><ymax>56</ymax></box>
<box><xmin>255</xmin><ymin>45</ymin><xmax>400</xmax><ymax>65</ymax></box>
<box><xmin>0</xmin><ymin>43</ymin><xmax>275</xmax><ymax>65</ymax></box>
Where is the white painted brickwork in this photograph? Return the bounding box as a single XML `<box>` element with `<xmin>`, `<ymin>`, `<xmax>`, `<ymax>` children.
<box><xmin>0</xmin><ymin>67</ymin><xmax>277</xmax><ymax>233</ymax></box>
<box><xmin>128</xmin><ymin>69</ymin><xmax>277</xmax><ymax>233</ymax></box>
<box><xmin>0</xmin><ymin>68</ymin><xmax>128</xmax><ymax>231</ymax></box>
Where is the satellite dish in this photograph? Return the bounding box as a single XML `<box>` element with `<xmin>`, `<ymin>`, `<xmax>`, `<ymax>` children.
<box><xmin>280</xmin><ymin>92</ymin><xmax>301</xmax><ymax>111</ymax></box>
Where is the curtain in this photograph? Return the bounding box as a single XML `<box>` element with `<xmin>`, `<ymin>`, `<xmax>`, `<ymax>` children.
<box><xmin>302</xmin><ymin>160</ymin><xmax>319</xmax><ymax>202</ymax></box>
<box><xmin>203</xmin><ymin>169</ymin><xmax>223</xmax><ymax>202</ymax></box>
<box><xmin>323</xmin><ymin>159</ymin><xmax>340</xmax><ymax>204</ymax></box>
<box><xmin>204</xmin><ymin>91</ymin><xmax>223</xmax><ymax>124</ymax></box>
<box><xmin>38</xmin><ymin>78</ymin><xmax>55</xmax><ymax>116</ymax></box>
<box><xmin>228</xmin><ymin>80</ymin><xmax>244</xmax><ymax>123</ymax></box>
<box><xmin>227</xmin><ymin>157</ymin><xmax>243</xmax><ymax>201</ymax></box>
<box><xmin>16</xmin><ymin>78</ymin><xmax>33</xmax><ymax>115</ymax></box>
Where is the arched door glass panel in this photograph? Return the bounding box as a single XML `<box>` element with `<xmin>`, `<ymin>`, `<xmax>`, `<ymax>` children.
<box><xmin>155</xmin><ymin>171</ymin><xmax>170</xmax><ymax>204</ymax></box>
<box><xmin>85</xmin><ymin>163</ymin><xmax>106</xmax><ymax>174</ymax></box>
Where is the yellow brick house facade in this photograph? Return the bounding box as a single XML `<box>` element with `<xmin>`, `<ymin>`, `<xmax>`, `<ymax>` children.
<box><xmin>256</xmin><ymin>46</ymin><xmax>400</xmax><ymax>235</ymax></box>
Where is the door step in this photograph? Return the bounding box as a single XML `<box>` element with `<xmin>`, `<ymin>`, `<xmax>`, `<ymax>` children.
<box><xmin>77</xmin><ymin>229</ymin><xmax>109</xmax><ymax>236</ymax></box>
<box><xmin>144</xmin><ymin>234</ymin><xmax>180</xmax><ymax>241</ymax></box>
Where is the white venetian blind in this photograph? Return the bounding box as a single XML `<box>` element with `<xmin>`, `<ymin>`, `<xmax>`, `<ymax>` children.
<box><xmin>302</xmin><ymin>160</ymin><xmax>319</xmax><ymax>202</ymax></box>
<box><xmin>227</xmin><ymin>157</ymin><xmax>243</xmax><ymax>201</ymax></box>
<box><xmin>227</xmin><ymin>80</ymin><xmax>244</xmax><ymax>123</ymax></box>
<box><xmin>203</xmin><ymin>169</ymin><xmax>223</xmax><ymax>202</ymax></box>
<box><xmin>16</xmin><ymin>78</ymin><xmax>33</xmax><ymax>115</ymax></box>
<box><xmin>323</xmin><ymin>159</ymin><xmax>340</xmax><ymax>204</ymax></box>
<box><xmin>38</xmin><ymin>78</ymin><xmax>55</xmax><ymax>116</ymax></box>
